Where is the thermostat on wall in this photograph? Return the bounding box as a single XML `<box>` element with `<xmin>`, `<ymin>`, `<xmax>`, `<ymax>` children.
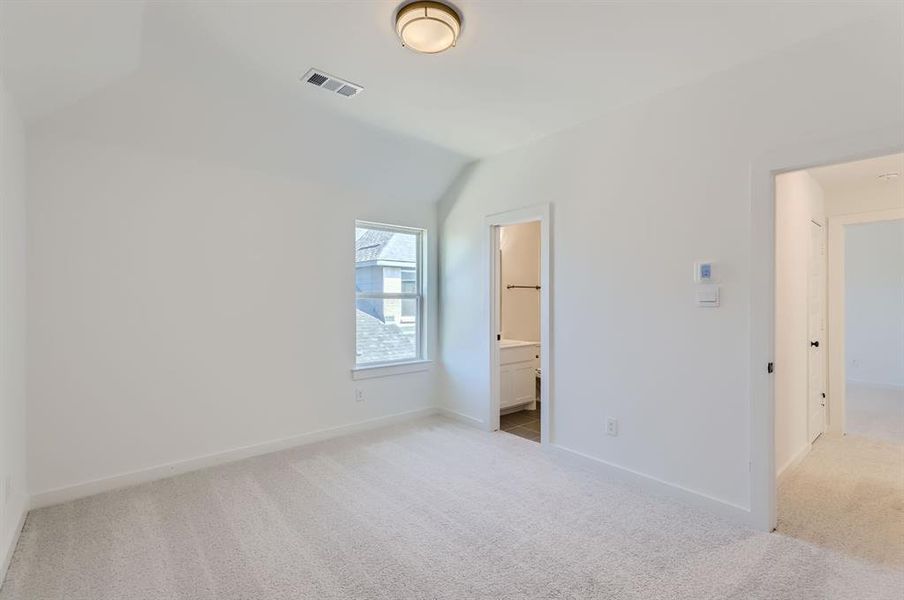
<box><xmin>694</xmin><ymin>261</ymin><xmax>714</xmax><ymax>282</ymax></box>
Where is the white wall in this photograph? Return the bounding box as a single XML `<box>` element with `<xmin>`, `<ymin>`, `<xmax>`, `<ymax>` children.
<box><xmin>774</xmin><ymin>171</ymin><xmax>824</xmax><ymax>476</ymax></box>
<box><xmin>18</xmin><ymin>12</ymin><xmax>473</xmax><ymax>498</ymax></box>
<box><xmin>438</xmin><ymin>16</ymin><xmax>903</xmax><ymax>513</ymax></box>
<box><xmin>845</xmin><ymin>220</ymin><xmax>904</xmax><ymax>388</ymax></box>
<box><xmin>500</xmin><ymin>222</ymin><xmax>540</xmax><ymax>342</ymax></box>
<box><xmin>0</xmin><ymin>78</ymin><xmax>28</xmax><ymax>572</ymax></box>
<box><xmin>26</xmin><ymin>134</ymin><xmax>444</xmax><ymax>499</ymax></box>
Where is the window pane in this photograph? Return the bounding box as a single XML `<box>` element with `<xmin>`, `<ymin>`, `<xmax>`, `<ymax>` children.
<box><xmin>356</xmin><ymin>229</ymin><xmax>417</xmax><ymax>265</ymax></box>
<box><xmin>356</xmin><ymin>233</ymin><xmax>417</xmax><ymax>293</ymax></box>
<box><xmin>356</xmin><ymin>298</ymin><xmax>418</xmax><ymax>364</ymax></box>
<box><xmin>401</xmin><ymin>268</ymin><xmax>417</xmax><ymax>294</ymax></box>
<box><xmin>401</xmin><ymin>298</ymin><xmax>416</xmax><ymax>320</ymax></box>
<box><xmin>355</xmin><ymin>224</ymin><xmax>422</xmax><ymax>365</ymax></box>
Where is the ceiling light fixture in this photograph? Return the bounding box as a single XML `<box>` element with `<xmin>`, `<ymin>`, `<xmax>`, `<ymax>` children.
<box><xmin>395</xmin><ymin>1</ymin><xmax>461</xmax><ymax>54</ymax></box>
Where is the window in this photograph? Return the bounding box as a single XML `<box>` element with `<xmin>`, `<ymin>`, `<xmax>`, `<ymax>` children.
<box><xmin>355</xmin><ymin>222</ymin><xmax>424</xmax><ymax>366</ymax></box>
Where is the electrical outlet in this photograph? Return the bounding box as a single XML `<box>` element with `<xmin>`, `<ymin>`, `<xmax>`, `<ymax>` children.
<box><xmin>354</xmin><ymin>388</ymin><xmax>365</xmax><ymax>403</ymax></box>
<box><xmin>606</xmin><ymin>417</ymin><xmax>618</xmax><ymax>437</ymax></box>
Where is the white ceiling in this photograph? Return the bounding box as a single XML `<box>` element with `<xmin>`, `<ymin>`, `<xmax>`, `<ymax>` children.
<box><xmin>811</xmin><ymin>153</ymin><xmax>904</xmax><ymax>217</ymax></box>
<box><xmin>1</xmin><ymin>1</ymin><xmax>899</xmax><ymax>159</ymax></box>
<box><xmin>809</xmin><ymin>153</ymin><xmax>904</xmax><ymax>191</ymax></box>
<box><xmin>0</xmin><ymin>1</ymin><xmax>145</xmax><ymax>119</ymax></box>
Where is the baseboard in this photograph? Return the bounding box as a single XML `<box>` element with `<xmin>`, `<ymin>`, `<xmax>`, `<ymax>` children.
<box><xmin>846</xmin><ymin>379</ymin><xmax>904</xmax><ymax>392</ymax></box>
<box><xmin>30</xmin><ymin>406</ymin><xmax>438</xmax><ymax>510</ymax></box>
<box><xmin>437</xmin><ymin>407</ymin><xmax>485</xmax><ymax>428</ymax></box>
<box><xmin>1</xmin><ymin>493</ymin><xmax>28</xmax><ymax>586</ymax></box>
<box><xmin>546</xmin><ymin>443</ymin><xmax>751</xmax><ymax>527</ymax></box>
<box><xmin>776</xmin><ymin>442</ymin><xmax>812</xmax><ymax>483</ymax></box>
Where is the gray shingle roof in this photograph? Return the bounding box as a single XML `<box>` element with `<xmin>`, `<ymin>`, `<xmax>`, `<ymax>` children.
<box><xmin>356</xmin><ymin>309</ymin><xmax>416</xmax><ymax>364</ymax></box>
<box><xmin>355</xmin><ymin>229</ymin><xmax>416</xmax><ymax>264</ymax></box>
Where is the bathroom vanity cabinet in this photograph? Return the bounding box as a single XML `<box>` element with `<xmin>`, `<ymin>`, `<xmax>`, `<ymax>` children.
<box><xmin>499</xmin><ymin>340</ymin><xmax>540</xmax><ymax>411</ymax></box>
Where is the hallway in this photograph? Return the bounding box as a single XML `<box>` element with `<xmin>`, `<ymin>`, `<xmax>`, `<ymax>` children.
<box><xmin>846</xmin><ymin>383</ymin><xmax>904</xmax><ymax>444</ymax></box>
<box><xmin>777</xmin><ymin>434</ymin><xmax>904</xmax><ymax>567</ymax></box>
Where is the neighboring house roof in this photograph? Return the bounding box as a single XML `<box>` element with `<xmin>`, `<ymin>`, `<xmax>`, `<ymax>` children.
<box><xmin>356</xmin><ymin>309</ymin><xmax>416</xmax><ymax>364</ymax></box>
<box><xmin>355</xmin><ymin>229</ymin><xmax>416</xmax><ymax>264</ymax></box>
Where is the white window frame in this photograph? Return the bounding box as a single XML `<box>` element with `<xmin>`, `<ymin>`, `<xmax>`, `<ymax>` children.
<box><xmin>353</xmin><ymin>221</ymin><xmax>429</xmax><ymax>376</ymax></box>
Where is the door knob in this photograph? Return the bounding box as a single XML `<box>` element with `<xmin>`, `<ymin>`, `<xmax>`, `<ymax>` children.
<box><xmin>810</xmin><ymin>341</ymin><xmax>819</xmax><ymax>348</ymax></box>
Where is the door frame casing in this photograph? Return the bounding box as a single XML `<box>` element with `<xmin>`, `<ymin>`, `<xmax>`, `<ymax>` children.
<box><xmin>826</xmin><ymin>207</ymin><xmax>904</xmax><ymax>436</ymax></box>
<box><xmin>486</xmin><ymin>204</ymin><xmax>551</xmax><ymax>443</ymax></box>
<box><xmin>749</xmin><ymin>128</ymin><xmax>902</xmax><ymax>532</ymax></box>
<box><xmin>806</xmin><ymin>219</ymin><xmax>827</xmax><ymax>443</ymax></box>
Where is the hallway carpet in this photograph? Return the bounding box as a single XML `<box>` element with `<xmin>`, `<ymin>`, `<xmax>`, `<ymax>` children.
<box><xmin>845</xmin><ymin>382</ymin><xmax>904</xmax><ymax>444</ymax></box>
<box><xmin>2</xmin><ymin>417</ymin><xmax>902</xmax><ymax>599</ymax></box>
<box><xmin>778</xmin><ymin>433</ymin><xmax>904</xmax><ymax>568</ymax></box>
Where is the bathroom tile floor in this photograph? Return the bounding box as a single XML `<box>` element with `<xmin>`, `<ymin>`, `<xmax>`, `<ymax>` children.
<box><xmin>500</xmin><ymin>403</ymin><xmax>541</xmax><ymax>442</ymax></box>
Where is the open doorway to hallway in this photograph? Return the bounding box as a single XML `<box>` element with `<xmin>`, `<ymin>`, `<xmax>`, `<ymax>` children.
<box><xmin>774</xmin><ymin>153</ymin><xmax>904</xmax><ymax>567</ymax></box>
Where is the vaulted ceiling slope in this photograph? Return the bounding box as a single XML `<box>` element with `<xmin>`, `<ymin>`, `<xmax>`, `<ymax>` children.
<box><xmin>1</xmin><ymin>1</ymin><xmax>899</xmax><ymax>196</ymax></box>
<box><xmin>0</xmin><ymin>1</ymin><xmax>470</xmax><ymax>205</ymax></box>
<box><xmin>0</xmin><ymin>0</ymin><xmax>145</xmax><ymax>120</ymax></box>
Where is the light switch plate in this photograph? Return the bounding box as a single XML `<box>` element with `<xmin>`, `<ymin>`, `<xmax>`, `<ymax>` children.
<box><xmin>696</xmin><ymin>284</ymin><xmax>720</xmax><ymax>307</ymax></box>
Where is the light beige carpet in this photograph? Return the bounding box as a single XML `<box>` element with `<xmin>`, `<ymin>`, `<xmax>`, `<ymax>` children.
<box><xmin>2</xmin><ymin>417</ymin><xmax>902</xmax><ymax>599</ymax></box>
<box><xmin>778</xmin><ymin>433</ymin><xmax>904</xmax><ymax>568</ymax></box>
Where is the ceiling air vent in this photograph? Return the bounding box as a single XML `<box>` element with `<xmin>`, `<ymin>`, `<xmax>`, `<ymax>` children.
<box><xmin>301</xmin><ymin>68</ymin><xmax>363</xmax><ymax>99</ymax></box>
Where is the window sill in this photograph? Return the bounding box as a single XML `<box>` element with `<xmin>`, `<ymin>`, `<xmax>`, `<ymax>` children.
<box><xmin>351</xmin><ymin>360</ymin><xmax>433</xmax><ymax>380</ymax></box>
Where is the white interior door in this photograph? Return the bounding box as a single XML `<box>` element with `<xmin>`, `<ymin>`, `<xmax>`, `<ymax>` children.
<box><xmin>807</xmin><ymin>220</ymin><xmax>827</xmax><ymax>442</ymax></box>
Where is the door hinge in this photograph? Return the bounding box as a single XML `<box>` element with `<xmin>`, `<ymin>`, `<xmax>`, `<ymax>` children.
<box><xmin>767</xmin><ymin>362</ymin><xmax>774</xmax><ymax>374</ymax></box>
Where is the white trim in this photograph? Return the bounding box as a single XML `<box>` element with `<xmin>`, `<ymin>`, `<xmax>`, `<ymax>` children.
<box><xmin>1</xmin><ymin>492</ymin><xmax>28</xmax><ymax>585</ymax></box>
<box><xmin>846</xmin><ymin>379</ymin><xmax>904</xmax><ymax>392</ymax></box>
<box><xmin>776</xmin><ymin>442</ymin><xmax>812</xmax><ymax>483</ymax></box>
<box><xmin>437</xmin><ymin>407</ymin><xmax>485</xmax><ymax>427</ymax></box>
<box><xmin>749</xmin><ymin>128</ymin><xmax>903</xmax><ymax>532</ymax></box>
<box><xmin>489</xmin><ymin>224</ymin><xmax>501</xmax><ymax>432</ymax></box>
<box><xmin>547</xmin><ymin>444</ymin><xmax>751</xmax><ymax>526</ymax></box>
<box><xmin>30</xmin><ymin>407</ymin><xmax>437</xmax><ymax>510</ymax></box>
<box><xmin>356</xmin><ymin>292</ymin><xmax>419</xmax><ymax>300</ymax></box>
<box><xmin>809</xmin><ymin>219</ymin><xmax>828</xmax><ymax>443</ymax></box>
<box><xmin>351</xmin><ymin>359</ymin><xmax>433</xmax><ymax>380</ymax></box>
<box><xmin>355</xmin><ymin>220</ymin><xmax>425</xmax><ymax>235</ymax></box>
<box><xmin>827</xmin><ymin>207</ymin><xmax>904</xmax><ymax>436</ymax></box>
<box><xmin>486</xmin><ymin>204</ymin><xmax>552</xmax><ymax>445</ymax></box>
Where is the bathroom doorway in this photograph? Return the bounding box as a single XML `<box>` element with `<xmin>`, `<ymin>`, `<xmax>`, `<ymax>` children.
<box><xmin>497</xmin><ymin>221</ymin><xmax>541</xmax><ymax>442</ymax></box>
<box><xmin>487</xmin><ymin>205</ymin><xmax>551</xmax><ymax>444</ymax></box>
